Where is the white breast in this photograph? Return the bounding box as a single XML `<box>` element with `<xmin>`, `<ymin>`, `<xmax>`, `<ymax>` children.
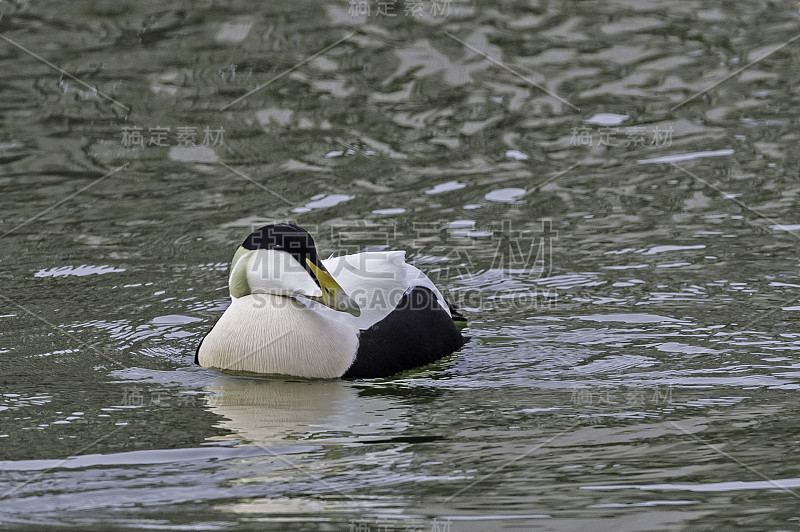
<box><xmin>197</xmin><ymin>294</ymin><xmax>358</xmax><ymax>378</ymax></box>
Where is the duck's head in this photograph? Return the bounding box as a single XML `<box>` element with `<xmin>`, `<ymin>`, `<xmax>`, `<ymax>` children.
<box><xmin>228</xmin><ymin>223</ymin><xmax>360</xmax><ymax>317</ymax></box>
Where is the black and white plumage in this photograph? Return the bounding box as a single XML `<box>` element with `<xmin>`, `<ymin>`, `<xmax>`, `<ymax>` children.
<box><xmin>195</xmin><ymin>224</ymin><xmax>467</xmax><ymax>378</ymax></box>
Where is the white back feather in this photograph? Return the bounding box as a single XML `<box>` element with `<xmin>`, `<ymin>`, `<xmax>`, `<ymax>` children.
<box><xmin>321</xmin><ymin>251</ymin><xmax>451</xmax><ymax>329</ymax></box>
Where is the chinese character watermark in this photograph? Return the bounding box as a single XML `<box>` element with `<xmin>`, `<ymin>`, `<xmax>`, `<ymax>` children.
<box><xmin>120</xmin><ymin>387</ymin><xmax>202</xmax><ymax>408</ymax></box>
<box><xmin>571</xmin><ymin>385</ymin><xmax>675</xmax><ymax>408</ymax></box>
<box><xmin>347</xmin><ymin>517</ymin><xmax>452</xmax><ymax>532</ymax></box>
<box><xmin>347</xmin><ymin>0</ymin><xmax>454</xmax><ymax>18</ymax></box>
<box><xmin>120</xmin><ymin>125</ymin><xmax>225</xmax><ymax>149</ymax></box>
<box><xmin>569</xmin><ymin>125</ymin><xmax>673</xmax><ymax>148</ymax></box>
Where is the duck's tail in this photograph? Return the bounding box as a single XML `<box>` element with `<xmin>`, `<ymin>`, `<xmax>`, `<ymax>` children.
<box><xmin>446</xmin><ymin>299</ymin><xmax>469</xmax><ymax>345</ymax></box>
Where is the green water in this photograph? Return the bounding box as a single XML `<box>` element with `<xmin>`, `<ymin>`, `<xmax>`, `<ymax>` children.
<box><xmin>1</xmin><ymin>1</ymin><xmax>799</xmax><ymax>530</ymax></box>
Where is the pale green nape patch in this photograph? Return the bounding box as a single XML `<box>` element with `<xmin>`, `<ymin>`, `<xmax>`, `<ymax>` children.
<box><xmin>228</xmin><ymin>246</ymin><xmax>252</xmax><ymax>298</ymax></box>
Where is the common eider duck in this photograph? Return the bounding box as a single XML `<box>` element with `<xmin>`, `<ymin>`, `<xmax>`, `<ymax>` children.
<box><xmin>195</xmin><ymin>223</ymin><xmax>468</xmax><ymax>378</ymax></box>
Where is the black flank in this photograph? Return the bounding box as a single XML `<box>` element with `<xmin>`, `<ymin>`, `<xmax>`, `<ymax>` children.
<box><xmin>344</xmin><ymin>286</ymin><xmax>468</xmax><ymax>379</ymax></box>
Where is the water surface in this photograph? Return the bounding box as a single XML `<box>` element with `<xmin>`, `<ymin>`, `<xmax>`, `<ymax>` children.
<box><xmin>1</xmin><ymin>0</ymin><xmax>799</xmax><ymax>530</ymax></box>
